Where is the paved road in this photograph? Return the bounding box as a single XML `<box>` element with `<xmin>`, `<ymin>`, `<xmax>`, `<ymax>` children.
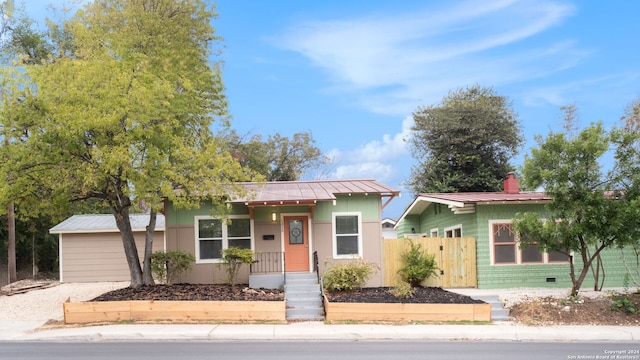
<box><xmin>1</xmin><ymin>341</ymin><xmax>639</xmax><ymax>360</ymax></box>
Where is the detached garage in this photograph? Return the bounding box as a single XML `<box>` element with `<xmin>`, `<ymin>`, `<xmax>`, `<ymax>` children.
<box><xmin>50</xmin><ymin>214</ymin><xmax>165</xmax><ymax>283</ymax></box>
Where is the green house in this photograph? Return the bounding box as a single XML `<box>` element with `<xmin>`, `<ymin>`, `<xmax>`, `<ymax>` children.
<box><xmin>395</xmin><ymin>174</ymin><xmax>636</xmax><ymax>289</ymax></box>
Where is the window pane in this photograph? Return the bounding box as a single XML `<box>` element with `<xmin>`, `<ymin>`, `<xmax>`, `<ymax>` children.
<box><xmin>228</xmin><ymin>219</ymin><xmax>250</xmax><ymax>237</ymax></box>
<box><xmin>200</xmin><ymin>239</ymin><xmax>222</xmax><ymax>259</ymax></box>
<box><xmin>495</xmin><ymin>244</ymin><xmax>516</xmax><ymax>263</ymax></box>
<box><xmin>336</xmin><ymin>216</ymin><xmax>358</xmax><ymax>234</ymax></box>
<box><xmin>229</xmin><ymin>238</ymin><xmax>251</xmax><ymax>250</ymax></box>
<box><xmin>548</xmin><ymin>250</ymin><xmax>569</xmax><ymax>262</ymax></box>
<box><xmin>337</xmin><ymin>235</ymin><xmax>358</xmax><ymax>255</ymax></box>
<box><xmin>289</xmin><ymin>220</ymin><xmax>304</xmax><ymax>244</ymax></box>
<box><xmin>454</xmin><ymin>228</ymin><xmax>461</xmax><ymax>237</ymax></box>
<box><xmin>494</xmin><ymin>224</ymin><xmax>514</xmax><ymax>243</ymax></box>
<box><xmin>521</xmin><ymin>244</ymin><xmax>543</xmax><ymax>263</ymax></box>
<box><xmin>199</xmin><ymin>219</ymin><xmax>222</xmax><ymax>238</ymax></box>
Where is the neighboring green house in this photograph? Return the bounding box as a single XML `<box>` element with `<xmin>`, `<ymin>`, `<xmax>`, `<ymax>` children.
<box><xmin>395</xmin><ymin>174</ymin><xmax>636</xmax><ymax>289</ymax></box>
<box><xmin>165</xmin><ymin>179</ymin><xmax>399</xmax><ymax>288</ymax></box>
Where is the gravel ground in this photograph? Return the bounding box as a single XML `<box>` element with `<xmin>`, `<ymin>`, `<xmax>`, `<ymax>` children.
<box><xmin>0</xmin><ymin>281</ymin><xmax>626</xmax><ymax>323</ymax></box>
<box><xmin>0</xmin><ymin>282</ymin><xmax>129</xmax><ymax>322</ymax></box>
<box><xmin>451</xmin><ymin>287</ymin><xmax>622</xmax><ymax>309</ymax></box>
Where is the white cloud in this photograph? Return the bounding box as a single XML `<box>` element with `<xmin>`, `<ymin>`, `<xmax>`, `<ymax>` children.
<box><xmin>329</xmin><ymin>116</ymin><xmax>414</xmax><ymax>182</ymax></box>
<box><xmin>277</xmin><ymin>0</ymin><xmax>578</xmax><ymax>115</ymax></box>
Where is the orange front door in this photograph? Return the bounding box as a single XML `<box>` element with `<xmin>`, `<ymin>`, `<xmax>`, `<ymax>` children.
<box><xmin>284</xmin><ymin>216</ymin><xmax>310</xmax><ymax>272</ymax></box>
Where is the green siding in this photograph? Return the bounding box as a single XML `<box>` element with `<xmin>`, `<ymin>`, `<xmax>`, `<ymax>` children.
<box><xmin>166</xmin><ymin>202</ymin><xmax>249</xmax><ymax>226</ymax></box>
<box><xmin>166</xmin><ymin>194</ymin><xmax>382</xmax><ymax>226</ymax></box>
<box><xmin>398</xmin><ymin>200</ymin><xmax>639</xmax><ymax>289</ymax></box>
<box><xmin>314</xmin><ymin>194</ymin><xmax>381</xmax><ymax>221</ymax></box>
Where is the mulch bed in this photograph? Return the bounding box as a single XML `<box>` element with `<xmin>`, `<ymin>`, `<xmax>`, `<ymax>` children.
<box><xmin>90</xmin><ymin>284</ymin><xmax>284</xmax><ymax>302</ymax></box>
<box><xmin>90</xmin><ymin>284</ymin><xmax>481</xmax><ymax>304</ymax></box>
<box><xmin>326</xmin><ymin>287</ymin><xmax>485</xmax><ymax>304</ymax></box>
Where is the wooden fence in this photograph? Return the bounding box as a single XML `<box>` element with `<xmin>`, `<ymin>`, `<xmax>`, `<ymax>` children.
<box><xmin>383</xmin><ymin>237</ymin><xmax>477</xmax><ymax>288</ymax></box>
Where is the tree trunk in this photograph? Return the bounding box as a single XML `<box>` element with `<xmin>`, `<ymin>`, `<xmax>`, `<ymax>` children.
<box><xmin>112</xmin><ymin>205</ymin><xmax>144</xmax><ymax>288</ymax></box>
<box><xmin>7</xmin><ymin>202</ymin><xmax>16</xmax><ymax>284</ymax></box>
<box><xmin>570</xmin><ymin>240</ymin><xmax>608</xmax><ymax>297</ymax></box>
<box><xmin>142</xmin><ymin>209</ymin><xmax>157</xmax><ymax>285</ymax></box>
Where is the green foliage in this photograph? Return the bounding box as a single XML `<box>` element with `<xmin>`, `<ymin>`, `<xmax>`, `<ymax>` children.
<box><xmin>409</xmin><ymin>85</ymin><xmax>523</xmax><ymax>193</ymax></box>
<box><xmin>150</xmin><ymin>250</ymin><xmax>195</xmax><ymax>285</ymax></box>
<box><xmin>0</xmin><ymin>0</ymin><xmax>256</xmax><ymax>287</ymax></box>
<box><xmin>218</xmin><ymin>247</ymin><xmax>254</xmax><ymax>285</ymax></box>
<box><xmin>390</xmin><ymin>280</ymin><xmax>415</xmax><ymax>299</ymax></box>
<box><xmin>322</xmin><ymin>260</ymin><xmax>378</xmax><ymax>293</ymax></box>
<box><xmin>397</xmin><ymin>241</ymin><xmax>438</xmax><ymax>287</ymax></box>
<box><xmin>513</xmin><ymin>115</ymin><xmax>640</xmax><ymax>296</ymax></box>
<box><xmin>222</xmin><ymin>130</ymin><xmax>327</xmax><ymax>181</ymax></box>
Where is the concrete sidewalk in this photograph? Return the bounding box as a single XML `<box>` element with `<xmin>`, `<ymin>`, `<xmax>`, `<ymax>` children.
<box><xmin>2</xmin><ymin>321</ymin><xmax>639</xmax><ymax>342</ymax></box>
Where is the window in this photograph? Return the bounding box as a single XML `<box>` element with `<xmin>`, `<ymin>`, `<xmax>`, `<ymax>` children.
<box><xmin>490</xmin><ymin>221</ymin><xmax>567</xmax><ymax>265</ymax></box>
<box><xmin>430</xmin><ymin>228</ymin><xmax>438</xmax><ymax>237</ymax></box>
<box><xmin>444</xmin><ymin>225</ymin><xmax>462</xmax><ymax>238</ymax></box>
<box><xmin>333</xmin><ymin>212</ymin><xmax>362</xmax><ymax>258</ymax></box>
<box><xmin>195</xmin><ymin>216</ymin><xmax>252</xmax><ymax>263</ymax></box>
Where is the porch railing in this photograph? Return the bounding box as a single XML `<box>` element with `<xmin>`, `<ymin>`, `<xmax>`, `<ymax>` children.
<box><xmin>250</xmin><ymin>252</ymin><xmax>284</xmax><ymax>274</ymax></box>
<box><xmin>313</xmin><ymin>251</ymin><xmax>320</xmax><ymax>283</ymax></box>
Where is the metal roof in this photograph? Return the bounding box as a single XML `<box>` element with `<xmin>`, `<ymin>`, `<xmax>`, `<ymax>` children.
<box><xmin>398</xmin><ymin>191</ymin><xmax>551</xmax><ymax>220</ymax></box>
<box><xmin>49</xmin><ymin>214</ymin><xmax>165</xmax><ymax>234</ymax></box>
<box><xmin>230</xmin><ymin>179</ymin><xmax>400</xmax><ymax>205</ymax></box>
<box><xmin>416</xmin><ymin>191</ymin><xmax>552</xmax><ymax>206</ymax></box>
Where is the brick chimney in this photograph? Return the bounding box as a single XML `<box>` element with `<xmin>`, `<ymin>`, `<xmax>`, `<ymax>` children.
<box><xmin>503</xmin><ymin>172</ymin><xmax>519</xmax><ymax>194</ymax></box>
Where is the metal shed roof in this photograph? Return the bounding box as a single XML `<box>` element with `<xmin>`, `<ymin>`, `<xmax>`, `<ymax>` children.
<box><xmin>50</xmin><ymin>214</ymin><xmax>165</xmax><ymax>234</ymax></box>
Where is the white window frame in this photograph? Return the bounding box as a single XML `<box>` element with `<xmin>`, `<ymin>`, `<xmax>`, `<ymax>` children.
<box><xmin>194</xmin><ymin>215</ymin><xmax>254</xmax><ymax>264</ymax></box>
<box><xmin>430</xmin><ymin>228</ymin><xmax>439</xmax><ymax>237</ymax></box>
<box><xmin>489</xmin><ymin>220</ymin><xmax>569</xmax><ymax>266</ymax></box>
<box><xmin>444</xmin><ymin>224</ymin><xmax>463</xmax><ymax>238</ymax></box>
<box><xmin>332</xmin><ymin>212</ymin><xmax>363</xmax><ymax>259</ymax></box>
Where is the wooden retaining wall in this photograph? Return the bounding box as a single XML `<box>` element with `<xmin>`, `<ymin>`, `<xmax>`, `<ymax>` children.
<box><xmin>324</xmin><ymin>297</ymin><xmax>491</xmax><ymax>322</ymax></box>
<box><xmin>383</xmin><ymin>237</ymin><xmax>477</xmax><ymax>288</ymax></box>
<box><xmin>63</xmin><ymin>300</ymin><xmax>286</xmax><ymax>324</ymax></box>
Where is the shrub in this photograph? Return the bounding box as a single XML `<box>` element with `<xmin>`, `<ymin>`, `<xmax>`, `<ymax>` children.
<box><xmin>218</xmin><ymin>247</ymin><xmax>255</xmax><ymax>285</ymax></box>
<box><xmin>322</xmin><ymin>259</ymin><xmax>378</xmax><ymax>293</ymax></box>
<box><xmin>150</xmin><ymin>250</ymin><xmax>195</xmax><ymax>285</ymax></box>
<box><xmin>397</xmin><ymin>240</ymin><xmax>438</xmax><ymax>287</ymax></box>
<box><xmin>390</xmin><ymin>280</ymin><xmax>415</xmax><ymax>299</ymax></box>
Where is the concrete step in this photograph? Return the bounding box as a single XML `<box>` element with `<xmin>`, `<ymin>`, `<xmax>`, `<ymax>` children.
<box><xmin>286</xmin><ymin>306</ymin><xmax>325</xmax><ymax>320</ymax></box>
<box><xmin>285</xmin><ymin>272</ymin><xmax>325</xmax><ymax>321</ymax></box>
<box><xmin>286</xmin><ymin>283</ymin><xmax>322</xmax><ymax>292</ymax></box>
<box><xmin>287</xmin><ymin>299</ymin><xmax>323</xmax><ymax>308</ymax></box>
<box><xmin>471</xmin><ymin>295</ymin><xmax>512</xmax><ymax>321</ymax></box>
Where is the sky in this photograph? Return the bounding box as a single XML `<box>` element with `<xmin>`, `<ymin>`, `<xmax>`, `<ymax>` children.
<box><xmin>23</xmin><ymin>0</ymin><xmax>640</xmax><ymax>219</ymax></box>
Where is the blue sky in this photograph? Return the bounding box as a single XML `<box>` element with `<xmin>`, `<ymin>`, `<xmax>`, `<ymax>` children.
<box><xmin>25</xmin><ymin>0</ymin><xmax>640</xmax><ymax>218</ymax></box>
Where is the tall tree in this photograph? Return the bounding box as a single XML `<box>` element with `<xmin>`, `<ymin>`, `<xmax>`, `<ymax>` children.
<box><xmin>224</xmin><ymin>130</ymin><xmax>325</xmax><ymax>181</ymax></box>
<box><xmin>513</xmin><ymin>117</ymin><xmax>640</xmax><ymax>296</ymax></box>
<box><xmin>0</xmin><ymin>0</ymin><xmax>52</xmax><ymax>284</ymax></box>
<box><xmin>2</xmin><ymin>0</ymin><xmax>250</xmax><ymax>288</ymax></box>
<box><xmin>409</xmin><ymin>85</ymin><xmax>523</xmax><ymax>194</ymax></box>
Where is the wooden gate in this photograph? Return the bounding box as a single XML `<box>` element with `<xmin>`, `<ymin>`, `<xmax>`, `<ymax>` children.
<box><xmin>383</xmin><ymin>237</ymin><xmax>477</xmax><ymax>288</ymax></box>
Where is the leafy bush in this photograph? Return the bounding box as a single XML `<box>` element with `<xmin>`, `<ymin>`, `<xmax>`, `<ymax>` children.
<box><xmin>611</xmin><ymin>293</ymin><xmax>638</xmax><ymax>314</ymax></box>
<box><xmin>323</xmin><ymin>259</ymin><xmax>378</xmax><ymax>292</ymax></box>
<box><xmin>150</xmin><ymin>250</ymin><xmax>195</xmax><ymax>285</ymax></box>
<box><xmin>390</xmin><ymin>280</ymin><xmax>415</xmax><ymax>299</ymax></box>
<box><xmin>397</xmin><ymin>240</ymin><xmax>438</xmax><ymax>287</ymax></box>
<box><xmin>218</xmin><ymin>247</ymin><xmax>255</xmax><ymax>285</ymax></box>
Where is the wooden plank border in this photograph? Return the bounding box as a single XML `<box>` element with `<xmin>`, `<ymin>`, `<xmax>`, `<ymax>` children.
<box><xmin>63</xmin><ymin>299</ymin><xmax>286</xmax><ymax>324</ymax></box>
<box><xmin>323</xmin><ymin>296</ymin><xmax>491</xmax><ymax>323</ymax></box>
